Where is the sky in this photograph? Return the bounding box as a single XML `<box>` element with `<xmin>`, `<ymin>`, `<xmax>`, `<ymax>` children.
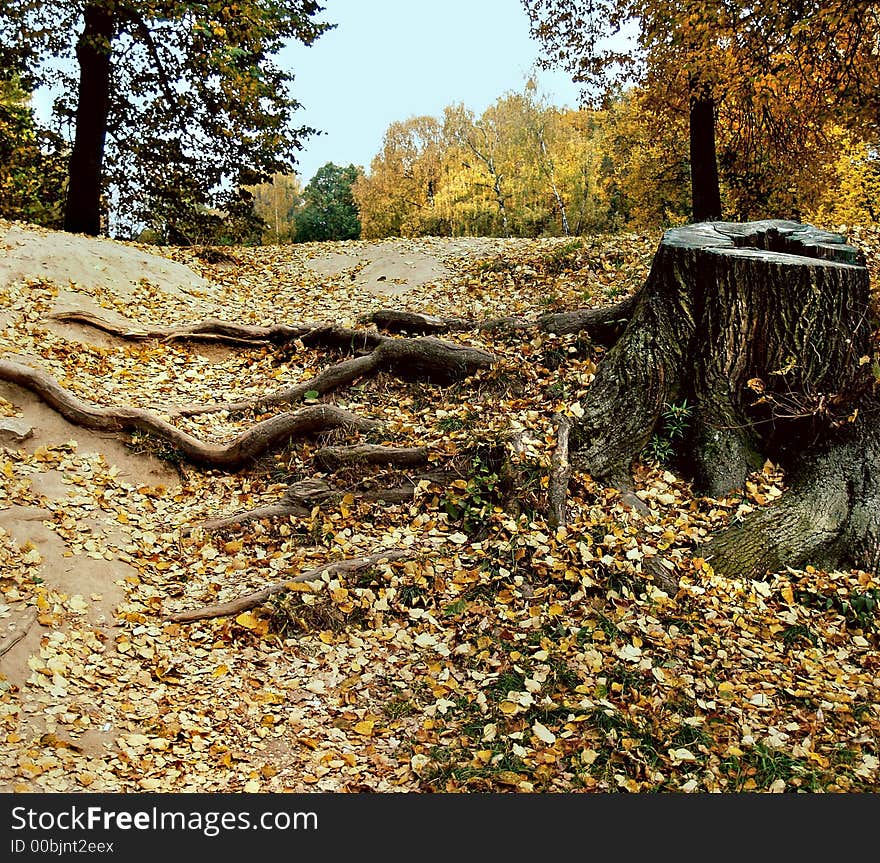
<box><xmin>280</xmin><ymin>0</ymin><xmax>585</xmax><ymax>182</ymax></box>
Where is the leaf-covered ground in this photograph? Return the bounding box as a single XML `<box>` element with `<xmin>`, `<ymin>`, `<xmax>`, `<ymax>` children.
<box><xmin>0</xmin><ymin>221</ymin><xmax>878</xmax><ymax>793</ymax></box>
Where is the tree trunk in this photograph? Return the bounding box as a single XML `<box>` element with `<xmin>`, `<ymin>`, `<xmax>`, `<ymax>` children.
<box><xmin>64</xmin><ymin>4</ymin><xmax>114</xmax><ymax>236</ymax></box>
<box><xmin>688</xmin><ymin>81</ymin><xmax>723</xmax><ymax>222</ymax></box>
<box><xmin>571</xmin><ymin>219</ymin><xmax>878</xmax><ymax>577</ymax></box>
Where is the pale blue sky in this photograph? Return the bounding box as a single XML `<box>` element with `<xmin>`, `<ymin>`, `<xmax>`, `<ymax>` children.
<box><xmin>281</xmin><ymin>0</ymin><xmax>584</xmax><ymax>181</ymax></box>
<box><xmin>31</xmin><ymin>1</ymin><xmax>585</xmax><ymax>184</ymax></box>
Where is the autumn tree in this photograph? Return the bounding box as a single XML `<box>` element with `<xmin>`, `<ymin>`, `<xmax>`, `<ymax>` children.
<box><xmin>247</xmin><ymin>173</ymin><xmax>303</xmax><ymax>244</ymax></box>
<box><xmin>352</xmin><ymin>116</ymin><xmax>445</xmax><ymax>239</ymax></box>
<box><xmin>576</xmin><ymin>88</ymin><xmax>691</xmax><ymax>231</ymax></box>
<box><xmin>0</xmin><ymin>0</ymin><xmax>331</xmax><ymax>237</ymax></box>
<box><xmin>809</xmin><ymin>129</ymin><xmax>880</xmax><ymax>226</ymax></box>
<box><xmin>522</xmin><ymin>0</ymin><xmax>880</xmax><ymax>222</ymax></box>
<box><xmin>443</xmin><ymin>103</ymin><xmax>516</xmax><ymax>237</ymax></box>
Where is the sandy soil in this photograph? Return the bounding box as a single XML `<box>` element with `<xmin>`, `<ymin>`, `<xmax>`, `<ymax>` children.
<box><xmin>0</xmin><ymin>221</ymin><xmax>513</xmax><ymax>788</ymax></box>
<box><xmin>303</xmin><ymin>237</ymin><xmax>497</xmax><ymax>296</ymax></box>
<box><xmin>0</xmin><ymin>222</ymin><xmax>494</xmax><ymax>753</ymax></box>
<box><xmin>0</xmin><ymin>223</ymin><xmax>201</xmax><ymax>708</ymax></box>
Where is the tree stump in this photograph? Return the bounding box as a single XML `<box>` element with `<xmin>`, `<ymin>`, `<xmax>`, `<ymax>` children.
<box><xmin>571</xmin><ymin>219</ymin><xmax>879</xmax><ymax>577</ymax></box>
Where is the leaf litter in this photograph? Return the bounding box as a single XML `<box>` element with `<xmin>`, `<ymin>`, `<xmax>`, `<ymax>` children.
<box><xmin>0</xmin><ymin>221</ymin><xmax>878</xmax><ymax>792</ymax></box>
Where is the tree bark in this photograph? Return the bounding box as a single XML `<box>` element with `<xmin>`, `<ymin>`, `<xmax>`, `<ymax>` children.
<box><xmin>571</xmin><ymin>219</ymin><xmax>878</xmax><ymax>577</ymax></box>
<box><xmin>64</xmin><ymin>4</ymin><xmax>114</xmax><ymax>236</ymax></box>
<box><xmin>688</xmin><ymin>80</ymin><xmax>723</xmax><ymax>222</ymax></box>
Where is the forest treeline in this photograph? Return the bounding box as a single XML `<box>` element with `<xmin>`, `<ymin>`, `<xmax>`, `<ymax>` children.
<box><xmin>350</xmin><ymin>82</ymin><xmax>879</xmax><ymax>239</ymax></box>
<box><xmin>4</xmin><ymin>76</ymin><xmax>877</xmax><ymax>244</ymax></box>
<box><xmin>1</xmin><ymin>0</ymin><xmax>879</xmax><ymax>244</ymax></box>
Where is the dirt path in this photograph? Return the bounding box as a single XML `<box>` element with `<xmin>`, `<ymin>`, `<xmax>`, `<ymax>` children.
<box><xmin>0</xmin><ymin>221</ymin><xmax>498</xmax><ymax>790</ymax></box>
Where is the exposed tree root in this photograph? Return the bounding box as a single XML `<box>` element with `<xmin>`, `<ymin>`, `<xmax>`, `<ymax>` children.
<box><xmin>700</xmin><ymin>419</ymin><xmax>880</xmax><ymax>577</ymax></box>
<box><xmin>166</xmin><ymin>550</ymin><xmax>411</xmax><ymax>622</ymax></box>
<box><xmin>50</xmin><ymin>310</ymin><xmax>315</xmax><ymax>346</ymax></box>
<box><xmin>0</xmin><ymin>358</ymin><xmax>378</xmax><ymax>469</ymax></box>
<box><xmin>177</xmin><ymin>353</ymin><xmax>378</xmax><ymax>416</ymax></box>
<box><xmin>55</xmin><ymin>310</ymin><xmax>496</xmax><ymax>418</ymax></box>
<box><xmin>313</xmin><ymin>444</ymin><xmax>429</xmax><ymax>471</ymax></box>
<box><xmin>365</xmin><ymin>296</ymin><xmax>636</xmax><ymax>347</ymax></box>
<box><xmin>176</xmin><ymin>334</ymin><xmax>495</xmax><ymax>416</ymax></box>
<box><xmin>637</xmin><ymin>558</ymin><xmax>682</xmax><ymax>598</ymax></box>
<box><xmin>195</xmin><ymin>470</ymin><xmax>455</xmax><ymax>533</ymax></box>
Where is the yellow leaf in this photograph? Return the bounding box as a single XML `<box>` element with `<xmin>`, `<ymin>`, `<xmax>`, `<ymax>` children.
<box><xmin>235</xmin><ymin>611</ymin><xmax>261</xmax><ymax>630</ymax></box>
<box><xmin>212</xmin><ymin>664</ymin><xmax>229</xmax><ymax>677</ymax></box>
<box><xmin>495</xmin><ymin>771</ymin><xmax>523</xmax><ymax>786</ymax></box>
<box><xmin>499</xmin><ymin>701</ymin><xmax>518</xmax><ymax>715</ymax></box>
<box><xmin>353</xmin><ymin>720</ymin><xmax>375</xmax><ymax>736</ymax></box>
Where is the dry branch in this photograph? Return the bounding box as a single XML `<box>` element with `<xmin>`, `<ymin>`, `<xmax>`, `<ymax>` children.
<box><xmin>166</xmin><ymin>550</ymin><xmax>410</xmax><ymax>622</ymax></box>
<box><xmin>0</xmin><ymin>358</ymin><xmax>378</xmax><ymax>469</ymax></box>
<box><xmin>548</xmin><ymin>414</ymin><xmax>572</xmax><ymax>529</ymax></box>
<box><xmin>0</xmin><ymin>609</ymin><xmax>37</xmax><ymax>657</ymax></box>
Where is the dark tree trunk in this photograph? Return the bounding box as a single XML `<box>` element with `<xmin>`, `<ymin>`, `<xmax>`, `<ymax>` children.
<box><xmin>571</xmin><ymin>220</ymin><xmax>879</xmax><ymax>577</ymax></box>
<box><xmin>689</xmin><ymin>81</ymin><xmax>723</xmax><ymax>222</ymax></box>
<box><xmin>64</xmin><ymin>4</ymin><xmax>114</xmax><ymax>236</ymax></box>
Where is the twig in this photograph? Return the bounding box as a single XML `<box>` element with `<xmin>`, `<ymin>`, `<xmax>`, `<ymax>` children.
<box><xmin>0</xmin><ymin>609</ymin><xmax>38</xmax><ymax>657</ymax></box>
<box><xmin>166</xmin><ymin>550</ymin><xmax>410</xmax><ymax>623</ymax></box>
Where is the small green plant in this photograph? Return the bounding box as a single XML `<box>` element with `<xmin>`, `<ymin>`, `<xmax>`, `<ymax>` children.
<box><xmin>645</xmin><ymin>435</ymin><xmax>674</xmax><ymax>465</ymax></box>
<box><xmin>781</xmin><ymin>623</ymin><xmax>820</xmax><ymax>649</ymax></box>
<box><xmin>382</xmin><ymin>696</ymin><xmax>419</xmax><ymax>720</ymax></box>
<box><xmin>438</xmin><ymin>415</ymin><xmax>465</xmax><ymax>432</ymax></box>
<box><xmin>475</xmin><ymin>255</ymin><xmax>512</xmax><ymax>275</ymax></box>
<box><xmin>442</xmin><ymin>451</ymin><xmax>501</xmax><ymax>537</ymax></box>
<box><xmin>543</xmin><ymin>239</ymin><xmax>583</xmax><ymax>275</ymax></box>
<box><xmin>645</xmin><ymin>399</ymin><xmax>693</xmax><ymax>465</ymax></box>
<box><xmin>795</xmin><ymin>585</ymin><xmax>880</xmax><ymax>631</ymax></box>
<box><xmin>842</xmin><ymin>588</ymin><xmax>880</xmax><ymax>630</ymax></box>
<box><xmin>442</xmin><ymin>598</ymin><xmax>467</xmax><ymax>618</ymax></box>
